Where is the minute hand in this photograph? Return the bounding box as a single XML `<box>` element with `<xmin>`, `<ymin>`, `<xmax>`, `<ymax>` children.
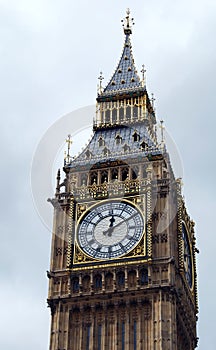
<box><xmin>103</xmin><ymin>213</ymin><xmax>138</xmax><ymax>235</ymax></box>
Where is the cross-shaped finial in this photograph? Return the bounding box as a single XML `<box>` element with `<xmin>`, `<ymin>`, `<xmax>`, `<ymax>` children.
<box><xmin>98</xmin><ymin>71</ymin><xmax>104</xmax><ymax>93</ymax></box>
<box><xmin>141</xmin><ymin>64</ymin><xmax>146</xmax><ymax>86</ymax></box>
<box><xmin>151</xmin><ymin>93</ymin><xmax>156</xmax><ymax>109</ymax></box>
<box><xmin>121</xmin><ymin>8</ymin><xmax>134</xmax><ymax>35</ymax></box>
<box><xmin>160</xmin><ymin>120</ymin><xmax>165</xmax><ymax>143</ymax></box>
<box><xmin>65</xmin><ymin>134</ymin><xmax>72</xmax><ymax>164</ymax></box>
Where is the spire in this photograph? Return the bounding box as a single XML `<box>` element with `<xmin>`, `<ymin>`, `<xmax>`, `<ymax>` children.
<box><xmin>121</xmin><ymin>8</ymin><xmax>134</xmax><ymax>35</ymax></box>
<box><xmin>100</xmin><ymin>10</ymin><xmax>143</xmax><ymax>95</ymax></box>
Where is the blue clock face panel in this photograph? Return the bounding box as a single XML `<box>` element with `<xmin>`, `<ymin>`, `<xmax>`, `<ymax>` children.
<box><xmin>182</xmin><ymin>223</ymin><xmax>193</xmax><ymax>288</ymax></box>
<box><xmin>77</xmin><ymin>200</ymin><xmax>144</xmax><ymax>260</ymax></box>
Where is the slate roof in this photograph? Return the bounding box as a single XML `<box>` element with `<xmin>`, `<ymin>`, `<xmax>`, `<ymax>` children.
<box><xmin>67</xmin><ymin>15</ymin><xmax>160</xmax><ymax>169</ymax></box>
<box><xmin>101</xmin><ymin>34</ymin><xmax>143</xmax><ymax>95</ymax></box>
<box><xmin>70</xmin><ymin>123</ymin><xmax>160</xmax><ymax>168</ymax></box>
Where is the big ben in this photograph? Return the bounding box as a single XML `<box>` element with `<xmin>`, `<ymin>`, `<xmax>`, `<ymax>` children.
<box><xmin>47</xmin><ymin>9</ymin><xmax>198</xmax><ymax>350</ymax></box>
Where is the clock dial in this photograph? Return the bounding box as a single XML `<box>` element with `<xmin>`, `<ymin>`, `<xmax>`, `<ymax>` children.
<box><xmin>182</xmin><ymin>223</ymin><xmax>193</xmax><ymax>288</ymax></box>
<box><xmin>77</xmin><ymin>200</ymin><xmax>144</xmax><ymax>260</ymax></box>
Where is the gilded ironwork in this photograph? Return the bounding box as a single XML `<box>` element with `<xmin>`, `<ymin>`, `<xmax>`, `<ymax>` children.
<box><xmin>66</xmin><ymin>196</ymin><xmax>74</xmax><ymax>268</ymax></box>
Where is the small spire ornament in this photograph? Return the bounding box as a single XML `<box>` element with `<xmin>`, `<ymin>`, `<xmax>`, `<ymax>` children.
<box><xmin>141</xmin><ymin>64</ymin><xmax>146</xmax><ymax>87</ymax></box>
<box><xmin>151</xmin><ymin>93</ymin><xmax>156</xmax><ymax>110</ymax></box>
<box><xmin>160</xmin><ymin>120</ymin><xmax>164</xmax><ymax>143</ymax></box>
<box><xmin>98</xmin><ymin>71</ymin><xmax>104</xmax><ymax>94</ymax></box>
<box><xmin>159</xmin><ymin>120</ymin><xmax>166</xmax><ymax>151</ymax></box>
<box><xmin>65</xmin><ymin>134</ymin><xmax>72</xmax><ymax>164</ymax></box>
<box><xmin>121</xmin><ymin>8</ymin><xmax>134</xmax><ymax>35</ymax></box>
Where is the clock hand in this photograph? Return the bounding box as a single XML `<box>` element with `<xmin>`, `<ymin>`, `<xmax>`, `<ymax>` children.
<box><xmin>103</xmin><ymin>212</ymin><xmax>138</xmax><ymax>236</ymax></box>
<box><xmin>109</xmin><ymin>215</ymin><xmax>115</xmax><ymax>227</ymax></box>
<box><xmin>112</xmin><ymin>212</ymin><xmax>138</xmax><ymax>230</ymax></box>
<box><xmin>103</xmin><ymin>226</ymin><xmax>114</xmax><ymax>236</ymax></box>
<box><xmin>103</xmin><ymin>215</ymin><xmax>115</xmax><ymax>236</ymax></box>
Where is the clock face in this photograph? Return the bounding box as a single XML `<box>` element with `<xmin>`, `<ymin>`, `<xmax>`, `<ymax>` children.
<box><xmin>182</xmin><ymin>223</ymin><xmax>193</xmax><ymax>288</ymax></box>
<box><xmin>77</xmin><ymin>200</ymin><xmax>144</xmax><ymax>260</ymax></box>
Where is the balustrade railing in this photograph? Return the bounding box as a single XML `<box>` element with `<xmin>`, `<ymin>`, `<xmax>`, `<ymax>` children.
<box><xmin>72</xmin><ymin>178</ymin><xmax>150</xmax><ymax>199</ymax></box>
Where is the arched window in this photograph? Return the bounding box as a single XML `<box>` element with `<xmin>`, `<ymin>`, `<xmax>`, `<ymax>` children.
<box><xmin>82</xmin><ymin>275</ymin><xmax>91</xmax><ymax>292</ymax></box>
<box><xmin>133</xmin><ymin>131</ymin><xmax>140</xmax><ymax>142</ymax></box>
<box><xmin>112</xmin><ymin>108</ymin><xmax>117</xmax><ymax>123</ymax></box>
<box><xmin>115</xmin><ymin>134</ymin><xmax>122</xmax><ymax>145</ymax></box>
<box><xmin>132</xmin><ymin>166</ymin><xmax>139</xmax><ymax>180</ymax></box>
<box><xmin>117</xmin><ymin>271</ymin><xmax>125</xmax><ymax>286</ymax></box>
<box><xmin>105</xmin><ymin>110</ymin><xmax>110</xmax><ymax>123</ymax></box>
<box><xmin>133</xmin><ymin>106</ymin><xmax>138</xmax><ymax>119</ymax></box>
<box><xmin>81</xmin><ymin>173</ymin><xmax>88</xmax><ymax>186</ymax></box>
<box><xmin>72</xmin><ymin>277</ymin><xmax>79</xmax><ymax>292</ymax></box>
<box><xmin>94</xmin><ymin>274</ymin><xmax>102</xmax><ymax>289</ymax></box>
<box><xmin>122</xmin><ymin>167</ymin><xmax>129</xmax><ymax>181</ymax></box>
<box><xmin>90</xmin><ymin>172</ymin><xmax>98</xmax><ymax>185</ymax></box>
<box><xmin>105</xmin><ymin>272</ymin><xmax>113</xmax><ymax>290</ymax></box>
<box><xmin>111</xmin><ymin>168</ymin><xmax>118</xmax><ymax>181</ymax></box>
<box><xmin>98</xmin><ymin>136</ymin><xmax>104</xmax><ymax>147</ymax></box>
<box><xmin>119</xmin><ymin>107</ymin><xmax>124</xmax><ymax>121</ymax></box>
<box><xmin>126</xmin><ymin>105</ymin><xmax>131</xmax><ymax>119</ymax></box>
<box><xmin>101</xmin><ymin>170</ymin><xmax>108</xmax><ymax>183</ymax></box>
<box><xmin>140</xmin><ymin>141</ymin><xmax>147</xmax><ymax>150</ymax></box>
<box><xmin>140</xmin><ymin>268</ymin><xmax>148</xmax><ymax>285</ymax></box>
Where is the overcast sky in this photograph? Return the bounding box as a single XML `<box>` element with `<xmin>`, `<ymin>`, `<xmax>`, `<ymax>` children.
<box><xmin>0</xmin><ymin>1</ymin><xmax>215</xmax><ymax>349</ymax></box>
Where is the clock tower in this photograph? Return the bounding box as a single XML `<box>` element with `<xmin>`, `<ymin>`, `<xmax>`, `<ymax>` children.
<box><xmin>47</xmin><ymin>10</ymin><xmax>198</xmax><ymax>350</ymax></box>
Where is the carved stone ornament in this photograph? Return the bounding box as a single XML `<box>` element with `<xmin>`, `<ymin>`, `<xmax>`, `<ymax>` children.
<box><xmin>74</xmin><ymin>244</ymin><xmax>94</xmax><ymax>263</ymax></box>
<box><xmin>125</xmin><ymin>236</ymin><xmax>145</xmax><ymax>257</ymax></box>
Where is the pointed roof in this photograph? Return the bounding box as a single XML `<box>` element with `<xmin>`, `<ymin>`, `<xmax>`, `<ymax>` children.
<box><xmin>103</xmin><ymin>34</ymin><xmax>142</xmax><ymax>93</ymax></box>
<box><xmin>98</xmin><ymin>9</ymin><xmax>145</xmax><ymax>99</ymax></box>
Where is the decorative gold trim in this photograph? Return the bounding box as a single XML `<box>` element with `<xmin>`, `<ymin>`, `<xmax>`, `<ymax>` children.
<box><xmin>74</xmin><ymin>243</ymin><xmax>95</xmax><ymax>263</ymax></box>
<box><xmin>146</xmin><ymin>181</ymin><xmax>152</xmax><ymax>258</ymax></box>
<box><xmin>182</xmin><ymin>220</ymin><xmax>195</xmax><ymax>292</ymax></box>
<box><xmin>70</xmin><ymin>257</ymin><xmax>150</xmax><ymax>272</ymax></box>
<box><xmin>124</xmin><ymin>236</ymin><xmax>145</xmax><ymax>257</ymax></box>
<box><xmin>73</xmin><ymin>198</ymin><xmax>146</xmax><ymax>263</ymax></box>
<box><xmin>177</xmin><ymin>180</ymin><xmax>184</xmax><ymax>270</ymax></box>
<box><xmin>191</xmin><ymin>221</ymin><xmax>199</xmax><ymax>313</ymax></box>
<box><xmin>66</xmin><ymin>196</ymin><xmax>74</xmax><ymax>268</ymax></box>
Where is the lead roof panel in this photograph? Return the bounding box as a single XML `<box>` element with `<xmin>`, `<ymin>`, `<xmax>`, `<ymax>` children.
<box><xmin>103</xmin><ymin>34</ymin><xmax>142</xmax><ymax>93</ymax></box>
<box><xmin>69</xmin><ymin>123</ymin><xmax>160</xmax><ymax>167</ymax></box>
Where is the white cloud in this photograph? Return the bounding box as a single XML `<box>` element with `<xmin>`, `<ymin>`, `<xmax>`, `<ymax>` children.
<box><xmin>0</xmin><ymin>0</ymin><xmax>57</xmax><ymax>29</ymax></box>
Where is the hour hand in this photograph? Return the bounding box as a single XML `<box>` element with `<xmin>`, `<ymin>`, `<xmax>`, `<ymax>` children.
<box><xmin>103</xmin><ymin>226</ymin><xmax>114</xmax><ymax>236</ymax></box>
<box><xmin>103</xmin><ymin>215</ymin><xmax>115</xmax><ymax>236</ymax></box>
<box><xmin>109</xmin><ymin>215</ymin><xmax>115</xmax><ymax>227</ymax></box>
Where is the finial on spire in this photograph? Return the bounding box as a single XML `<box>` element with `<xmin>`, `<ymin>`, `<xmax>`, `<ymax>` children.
<box><xmin>159</xmin><ymin>120</ymin><xmax>166</xmax><ymax>150</ymax></box>
<box><xmin>141</xmin><ymin>64</ymin><xmax>146</xmax><ymax>87</ymax></box>
<box><xmin>56</xmin><ymin>169</ymin><xmax>61</xmax><ymax>195</ymax></box>
<box><xmin>151</xmin><ymin>93</ymin><xmax>156</xmax><ymax>110</ymax></box>
<box><xmin>121</xmin><ymin>8</ymin><xmax>134</xmax><ymax>35</ymax></box>
<box><xmin>98</xmin><ymin>71</ymin><xmax>104</xmax><ymax>94</ymax></box>
<box><xmin>65</xmin><ymin>134</ymin><xmax>72</xmax><ymax>164</ymax></box>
